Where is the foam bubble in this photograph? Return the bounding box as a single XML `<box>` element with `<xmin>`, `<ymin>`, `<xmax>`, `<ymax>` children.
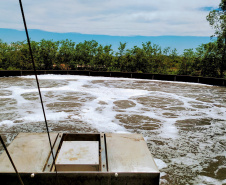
<box><xmin>194</xmin><ymin>175</ymin><xmax>226</xmax><ymax>185</ymax></box>
<box><xmin>154</xmin><ymin>158</ymin><xmax>167</xmax><ymax>170</ymax></box>
<box><xmin>20</xmin><ymin>111</ymin><xmax>69</xmax><ymax>122</ymax></box>
<box><xmin>0</xmin><ymin>120</ymin><xmax>14</xmax><ymax>127</ymax></box>
<box><xmin>1</xmin><ymin>74</ymin><xmax>226</xmax><ymax>184</ymax></box>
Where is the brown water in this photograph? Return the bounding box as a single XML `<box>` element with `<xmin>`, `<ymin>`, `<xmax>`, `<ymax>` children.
<box><xmin>0</xmin><ymin>75</ymin><xmax>226</xmax><ymax>184</ymax></box>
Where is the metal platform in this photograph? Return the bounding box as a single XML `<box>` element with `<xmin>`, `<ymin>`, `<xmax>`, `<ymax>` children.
<box><xmin>0</xmin><ymin>133</ymin><xmax>159</xmax><ymax>185</ymax></box>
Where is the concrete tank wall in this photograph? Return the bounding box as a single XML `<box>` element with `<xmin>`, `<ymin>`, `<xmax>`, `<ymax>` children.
<box><xmin>0</xmin><ymin>70</ymin><xmax>225</xmax><ymax>87</ymax></box>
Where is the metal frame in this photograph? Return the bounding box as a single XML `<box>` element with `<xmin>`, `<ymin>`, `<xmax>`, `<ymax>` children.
<box><xmin>0</xmin><ymin>172</ymin><xmax>160</xmax><ymax>185</ymax></box>
<box><xmin>0</xmin><ymin>133</ymin><xmax>160</xmax><ymax>185</ymax></box>
<box><xmin>44</xmin><ymin>133</ymin><xmax>108</xmax><ymax>173</ymax></box>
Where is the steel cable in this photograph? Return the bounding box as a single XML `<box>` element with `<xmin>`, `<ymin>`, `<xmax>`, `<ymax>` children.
<box><xmin>18</xmin><ymin>0</ymin><xmax>59</xmax><ymax>184</ymax></box>
<box><xmin>0</xmin><ymin>135</ymin><xmax>24</xmax><ymax>185</ymax></box>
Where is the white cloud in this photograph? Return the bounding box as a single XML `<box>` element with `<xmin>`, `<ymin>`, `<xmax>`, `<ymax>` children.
<box><xmin>0</xmin><ymin>0</ymin><xmax>221</xmax><ymax>36</ymax></box>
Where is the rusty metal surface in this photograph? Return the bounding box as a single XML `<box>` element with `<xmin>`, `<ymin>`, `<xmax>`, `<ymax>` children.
<box><xmin>100</xmin><ymin>133</ymin><xmax>107</xmax><ymax>172</ymax></box>
<box><xmin>0</xmin><ymin>133</ymin><xmax>58</xmax><ymax>173</ymax></box>
<box><xmin>106</xmin><ymin>133</ymin><xmax>159</xmax><ymax>173</ymax></box>
<box><xmin>43</xmin><ymin>133</ymin><xmax>63</xmax><ymax>172</ymax></box>
<box><xmin>55</xmin><ymin>141</ymin><xmax>99</xmax><ymax>171</ymax></box>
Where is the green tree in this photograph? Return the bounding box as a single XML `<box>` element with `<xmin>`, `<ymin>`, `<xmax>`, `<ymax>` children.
<box><xmin>151</xmin><ymin>44</ymin><xmax>164</xmax><ymax>73</ymax></box>
<box><xmin>30</xmin><ymin>41</ymin><xmax>40</xmax><ymax>69</ymax></box>
<box><xmin>57</xmin><ymin>39</ymin><xmax>75</xmax><ymax>70</ymax></box>
<box><xmin>103</xmin><ymin>45</ymin><xmax>113</xmax><ymax>70</ymax></box>
<box><xmin>169</xmin><ymin>48</ymin><xmax>180</xmax><ymax>74</ymax></box>
<box><xmin>39</xmin><ymin>39</ymin><xmax>59</xmax><ymax>70</ymax></box>
<box><xmin>131</xmin><ymin>46</ymin><xmax>149</xmax><ymax>72</ymax></box>
<box><xmin>0</xmin><ymin>40</ymin><xmax>10</xmax><ymax>70</ymax></box>
<box><xmin>74</xmin><ymin>40</ymin><xmax>98</xmax><ymax>69</ymax></box>
<box><xmin>178</xmin><ymin>49</ymin><xmax>195</xmax><ymax>75</ymax></box>
<box><xmin>116</xmin><ymin>42</ymin><xmax>127</xmax><ymax>71</ymax></box>
<box><xmin>94</xmin><ymin>44</ymin><xmax>104</xmax><ymax>69</ymax></box>
<box><xmin>207</xmin><ymin>0</ymin><xmax>226</xmax><ymax>77</ymax></box>
<box><xmin>196</xmin><ymin>42</ymin><xmax>220</xmax><ymax>77</ymax></box>
<box><xmin>142</xmin><ymin>41</ymin><xmax>154</xmax><ymax>72</ymax></box>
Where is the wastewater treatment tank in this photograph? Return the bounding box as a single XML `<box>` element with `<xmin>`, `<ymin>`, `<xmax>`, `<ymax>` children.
<box><xmin>0</xmin><ymin>132</ymin><xmax>160</xmax><ymax>185</ymax></box>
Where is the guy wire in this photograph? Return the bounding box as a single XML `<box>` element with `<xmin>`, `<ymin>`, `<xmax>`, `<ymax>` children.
<box><xmin>18</xmin><ymin>0</ymin><xmax>59</xmax><ymax>184</ymax></box>
<box><xmin>0</xmin><ymin>135</ymin><xmax>24</xmax><ymax>185</ymax></box>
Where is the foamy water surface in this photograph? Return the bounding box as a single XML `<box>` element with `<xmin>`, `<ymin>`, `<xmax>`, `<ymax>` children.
<box><xmin>0</xmin><ymin>75</ymin><xmax>225</xmax><ymax>184</ymax></box>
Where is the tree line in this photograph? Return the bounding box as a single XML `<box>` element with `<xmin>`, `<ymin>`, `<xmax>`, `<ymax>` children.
<box><xmin>0</xmin><ymin>0</ymin><xmax>225</xmax><ymax>78</ymax></box>
<box><xmin>0</xmin><ymin>39</ymin><xmax>224</xmax><ymax>78</ymax></box>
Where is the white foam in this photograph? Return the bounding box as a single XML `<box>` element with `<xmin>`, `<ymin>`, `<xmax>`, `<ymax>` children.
<box><xmin>154</xmin><ymin>158</ymin><xmax>167</xmax><ymax>170</ymax></box>
<box><xmin>3</xmin><ymin>75</ymin><xmax>226</xmax><ymax>133</ymax></box>
<box><xmin>21</xmin><ymin>74</ymin><xmax>213</xmax><ymax>86</ymax></box>
<box><xmin>1</xmin><ymin>74</ymin><xmax>226</xmax><ymax>184</ymax></box>
<box><xmin>194</xmin><ymin>175</ymin><xmax>226</xmax><ymax>185</ymax></box>
<box><xmin>12</xmin><ymin>75</ymin><xmax>226</xmax><ymax>138</ymax></box>
<box><xmin>0</xmin><ymin>120</ymin><xmax>14</xmax><ymax>127</ymax></box>
<box><xmin>171</xmin><ymin>156</ymin><xmax>200</xmax><ymax>166</ymax></box>
<box><xmin>19</xmin><ymin>111</ymin><xmax>69</xmax><ymax>122</ymax></box>
<box><xmin>21</xmin><ymin>74</ymin><xmax>146</xmax><ymax>81</ymax></box>
<box><xmin>60</xmin><ymin>77</ymin><xmax>150</xmax><ymax>132</ymax></box>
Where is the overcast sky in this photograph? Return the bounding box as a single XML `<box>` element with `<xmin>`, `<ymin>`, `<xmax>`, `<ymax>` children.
<box><xmin>0</xmin><ymin>0</ymin><xmax>221</xmax><ymax>36</ymax></box>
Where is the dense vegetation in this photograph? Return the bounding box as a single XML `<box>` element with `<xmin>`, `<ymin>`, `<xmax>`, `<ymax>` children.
<box><xmin>0</xmin><ymin>39</ymin><xmax>224</xmax><ymax>78</ymax></box>
<box><xmin>0</xmin><ymin>0</ymin><xmax>225</xmax><ymax>78</ymax></box>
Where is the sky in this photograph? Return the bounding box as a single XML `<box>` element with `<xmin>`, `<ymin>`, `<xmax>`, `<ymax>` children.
<box><xmin>0</xmin><ymin>0</ymin><xmax>221</xmax><ymax>54</ymax></box>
